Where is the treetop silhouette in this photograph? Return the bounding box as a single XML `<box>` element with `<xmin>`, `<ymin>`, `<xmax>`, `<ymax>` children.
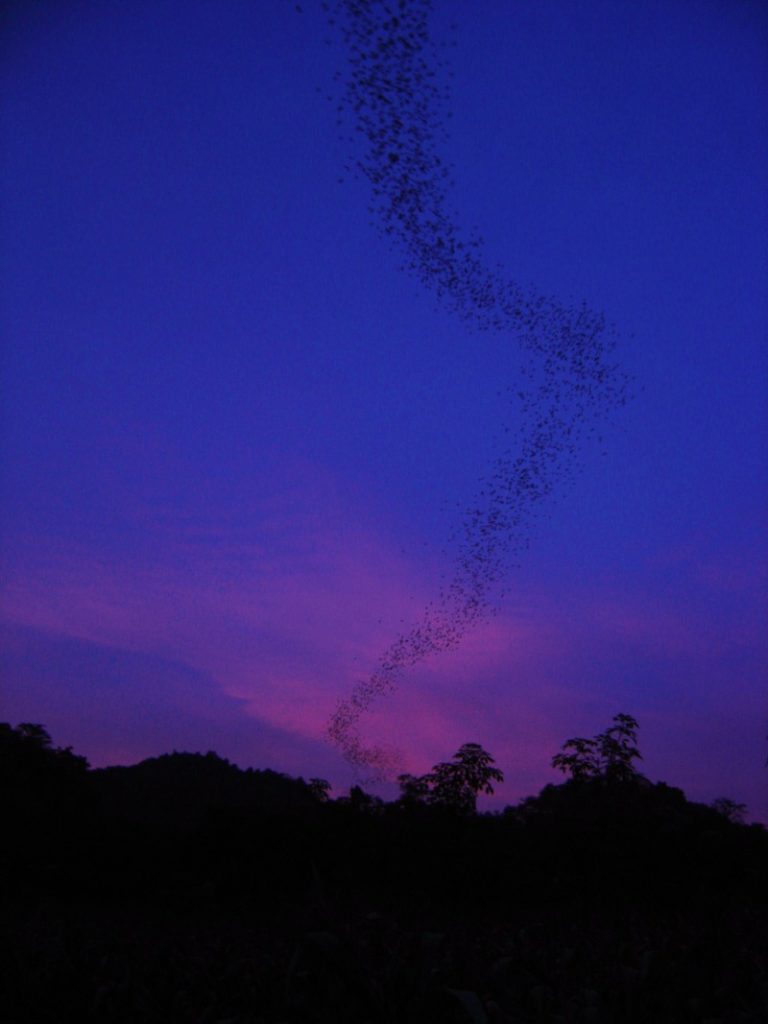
<box><xmin>398</xmin><ymin>741</ymin><xmax>503</xmax><ymax>814</ymax></box>
<box><xmin>552</xmin><ymin>712</ymin><xmax>643</xmax><ymax>784</ymax></box>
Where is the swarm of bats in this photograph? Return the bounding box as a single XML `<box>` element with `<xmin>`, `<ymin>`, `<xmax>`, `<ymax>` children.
<box><xmin>322</xmin><ymin>1</ymin><xmax>630</xmax><ymax>775</ymax></box>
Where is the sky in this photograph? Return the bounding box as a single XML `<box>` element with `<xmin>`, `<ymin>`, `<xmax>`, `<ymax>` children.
<box><xmin>1</xmin><ymin>0</ymin><xmax>766</xmax><ymax>819</ymax></box>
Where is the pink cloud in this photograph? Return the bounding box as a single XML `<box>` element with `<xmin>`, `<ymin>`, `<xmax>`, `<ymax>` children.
<box><xmin>2</xmin><ymin>480</ymin><xmax>765</xmax><ymax>820</ymax></box>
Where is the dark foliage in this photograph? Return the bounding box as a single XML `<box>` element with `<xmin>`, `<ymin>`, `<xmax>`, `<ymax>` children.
<box><xmin>398</xmin><ymin>742</ymin><xmax>504</xmax><ymax>813</ymax></box>
<box><xmin>90</xmin><ymin>749</ymin><xmax>319</xmax><ymax>830</ymax></box>
<box><xmin>552</xmin><ymin>713</ymin><xmax>643</xmax><ymax>784</ymax></box>
<box><xmin>1</xmin><ymin>721</ymin><xmax>767</xmax><ymax>1022</ymax></box>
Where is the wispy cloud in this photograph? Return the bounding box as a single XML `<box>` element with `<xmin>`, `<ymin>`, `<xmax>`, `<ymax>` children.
<box><xmin>2</xmin><ymin>479</ymin><xmax>765</xmax><ymax>818</ymax></box>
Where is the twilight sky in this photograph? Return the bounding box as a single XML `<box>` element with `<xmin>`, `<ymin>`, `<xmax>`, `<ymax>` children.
<box><xmin>1</xmin><ymin>0</ymin><xmax>766</xmax><ymax>818</ymax></box>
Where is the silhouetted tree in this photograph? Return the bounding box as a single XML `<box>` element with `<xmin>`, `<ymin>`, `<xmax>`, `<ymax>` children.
<box><xmin>710</xmin><ymin>797</ymin><xmax>747</xmax><ymax>824</ymax></box>
<box><xmin>338</xmin><ymin>785</ymin><xmax>383</xmax><ymax>813</ymax></box>
<box><xmin>552</xmin><ymin>713</ymin><xmax>642</xmax><ymax>783</ymax></box>
<box><xmin>0</xmin><ymin>721</ymin><xmax>89</xmax><ymax>777</ymax></box>
<box><xmin>425</xmin><ymin>742</ymin><xmax>504</xmax><ymax>814</ymax></box>
<box><xmin>308</xmin><ymin>777</ymin><xmax>331</xmax><ymax>802</ymax></box>
<box><xmin>396</xmin><ymin>772</ymin><xmax>430</xmax><ymax>805</ymax></box>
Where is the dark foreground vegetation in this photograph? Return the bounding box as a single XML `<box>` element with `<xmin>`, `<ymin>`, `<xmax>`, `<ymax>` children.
<box><xmin>1</xmin><ymin>718</ymin><xmax>766</xmax><ymax>1023</ymax></box>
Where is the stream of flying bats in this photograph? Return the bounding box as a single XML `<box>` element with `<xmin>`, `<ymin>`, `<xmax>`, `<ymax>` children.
<box><xmin>320</xmin><ymin>1</ymin><xmax>630</xmax><ymax>775</ymax></box>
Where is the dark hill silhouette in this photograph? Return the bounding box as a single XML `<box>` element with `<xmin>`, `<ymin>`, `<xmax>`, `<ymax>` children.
<box><xmin>2</xmin><ymin>720</ymin><xmax>766</xmax><ymax>1022</ymax></box>
<box><xmin>90</xmin><ymin>749</ymin><xmax>318</xmax><ymax>831</ymax></box>
<box><xmin>0</xmin><ymin>721</ymin><xmax>93</xmax><ymax>873</ymax></box>
<box><xmin>0</xmin><ymin>720</ymin><xmax>89</xmax><ymax>784</ymax></box>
